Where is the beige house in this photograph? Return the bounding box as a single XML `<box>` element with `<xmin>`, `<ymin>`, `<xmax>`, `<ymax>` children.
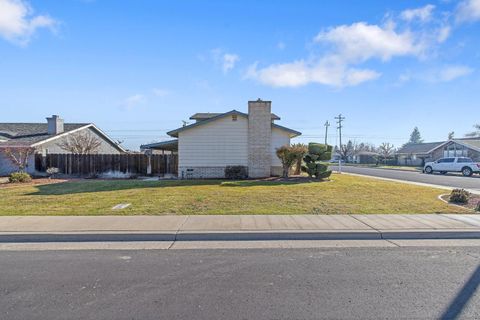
<box><xmin>143</xmin><ymin>99</ymin><xmax>301</xmax><ymax>178</ymax></box>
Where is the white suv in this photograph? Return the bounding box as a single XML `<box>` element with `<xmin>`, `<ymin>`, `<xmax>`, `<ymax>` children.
<box><xmin>424</xmin><ymin>157</ymin><xmax>480</xmax><ymax>177</ymax></box>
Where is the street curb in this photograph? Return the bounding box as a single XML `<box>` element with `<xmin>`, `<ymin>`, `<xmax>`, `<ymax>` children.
<box><xmin>1</xmin><ymin>230</ymin><xmax>479</xmax><ymax>243</ymax></box>
<box><xmin>340</xmin><ymin>172</ymin><xmax>480</xmax><ymax>195</ymax></box>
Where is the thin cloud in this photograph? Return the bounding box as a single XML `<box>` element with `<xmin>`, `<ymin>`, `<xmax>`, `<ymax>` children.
<box><xmin>0</xmin><ymin>0</ymin><xmax>57</xmax><ymax>46</ymax></box>
<box><xmin>121</xmin><ymin>94</ymin><xmax>146</xmax><ymax>110</ymax></box>
<box><xmin>455</xmin><ymin>0</ymin><xmax>480</xmax><ymax>22</ymax></box>
<box><xmin>400</xmin><ymin>4</ymin><xmax>436</xmax><ymax>22</ymax></box>
<box><xmin>211</xmin><ymin>48</ymin><xmax>240</xmax><ymax>74</ymax></box>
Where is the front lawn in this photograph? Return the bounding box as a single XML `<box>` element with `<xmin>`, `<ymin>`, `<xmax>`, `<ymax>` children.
<box><xmin>0</xmin><ymin>174</ymin><xmax>463</xmax><ymax>215</ymax></box>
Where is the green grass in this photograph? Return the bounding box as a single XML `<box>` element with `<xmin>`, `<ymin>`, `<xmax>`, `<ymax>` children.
<box><xmin>0</xmin><ymin>174</ymin><xmax>462</xmax><ymax>215</ymax></box>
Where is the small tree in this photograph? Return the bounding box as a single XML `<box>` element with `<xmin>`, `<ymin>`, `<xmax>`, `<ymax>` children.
<box><xmin>377</xmin><ymin>142</ymin><xmax>395</xmax><ymax>165</ymax></box>
<box><xmin>302</xmin><ymin>143</ymin><xmax>332</xmax><ymax>179</ymax></box>
<box><xmin>290</xmin><ymin>143</ymin><xmax>308</xmax><ymax>175</ymax></box>
<box><xmin>275</xmin><ymin>146</ymin><xmax>297</xmax><ymax>178</ymax></box>
<box><xmin>448</xmin><ymin>131</ymin><xmax>455</xmax><ymax>140</ymax></box>
<box><xmin>57</xmin><ymin>132</ymin><xmax>102</xmax><ymax>155</ymax></box>
<box><xmin>2</xmin><ymin>147</ymin><xmax>35</xmax><ymax>172</ymax></box>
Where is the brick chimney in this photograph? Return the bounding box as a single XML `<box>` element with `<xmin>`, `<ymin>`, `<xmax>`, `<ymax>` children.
<box><xmin>247</xmin><ymin>99</ymin><xmax>272</xmax><ymax>178</ymax></box>
<box><xmin>46</xmin><ymin>115</ymin><xmax>64</xmax><ymax>135</ymax></box>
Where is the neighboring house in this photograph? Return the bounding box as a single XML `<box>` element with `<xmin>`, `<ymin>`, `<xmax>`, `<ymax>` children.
<box><xmin>142</xmin><ymin>99</ymin><xmax>301</xmax><ymax>178</ymax></box>
<box><xmin>0</xmin><ymin>115</ymin><xmax>125</xmax><ymax>176</ymax></box>
<box><xmin>352</xmin><ymin>151</ymin><xmax>379</xmax><ymax>164</ymax></box>
<box><xmin>396</xmin><ymin>138</ymin><xmax>480</xmax><ymax>166</ymax></box>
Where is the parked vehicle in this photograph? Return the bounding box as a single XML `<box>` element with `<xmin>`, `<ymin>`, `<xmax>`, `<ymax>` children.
<box><xmin>423</xmin><ymin>157</ymin><xmax>480</xmax><ymax>177</ymax></box>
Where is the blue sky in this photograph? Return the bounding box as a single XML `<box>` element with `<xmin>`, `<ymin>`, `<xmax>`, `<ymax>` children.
<box><xmin>1</xmin><ymin>0</ymin><xmax>479</xmax><ymax>150</ymax></box>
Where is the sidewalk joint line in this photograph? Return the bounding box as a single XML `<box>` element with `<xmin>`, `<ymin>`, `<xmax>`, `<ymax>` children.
<box><xmin>168</xmin><ymin>216</ymin><xmax>189</xmax><ymax>250</ymax></box>
<box><xmin>349</xmin><ymin>215</ymin><xmax>382</xmax><ymax>236</ymax></box>
<box><xmin>439</xmin><ymin>214</ymin><xmax>480</xmax><ymax>228</ymax></box>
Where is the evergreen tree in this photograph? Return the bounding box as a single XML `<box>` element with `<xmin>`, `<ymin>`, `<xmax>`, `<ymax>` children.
<box><xmin>408</xmin><ymin>127</ymin><xmax>423</xmax><ymax>144</ymax></box>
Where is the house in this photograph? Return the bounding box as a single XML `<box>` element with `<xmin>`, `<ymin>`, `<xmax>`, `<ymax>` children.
<box><xmin>0</xmin><ymin>115</ymin><xmax>125</xmax><ymax>176</ymax></box>
<box><xmin>396</xmin><ymin>138</ymin><xmax>480</xmax><ymax>166</ymax></box>
<box><xmin>352</xmin><ymin>151</ymin><xmax>379</xmax><ymax>164</ymax></box>
<box><xmin>142</xmin><ymin>99</ymin><xmax>301</xmax><ymax>178</ymax></box>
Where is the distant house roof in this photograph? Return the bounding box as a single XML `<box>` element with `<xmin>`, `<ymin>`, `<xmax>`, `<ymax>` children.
<box><xmin>0</xmin><ymin>123</ymin><xmax>125</xmax><ymax>152</ymax></box>
<box><xmin>190</xmin><ymin>112</ymin><xmax>281</xmax><ymax>121</ymax></box>
<box><xmin>140</xmin><ymin>139</ymin><xmax>178</xmax><ymax>151</ymax></box>
<box><xmin>453</xmin><ymin>138</ymin><xmax>480</xmax><ymax>152</ymax></box>
<box><xmin>168</xmin><ymin>110</ymin><xmax>300</xmax><ymax>138</ymax></box>
<box><xmin>396</xmin><ymin>142</ymin><xmax>445</xmax><ymax>155</ymax></box>
<box><xmin>397</xmin><ymin>138</ymin><xmax>480</xmax><ymax>155</ymax></box>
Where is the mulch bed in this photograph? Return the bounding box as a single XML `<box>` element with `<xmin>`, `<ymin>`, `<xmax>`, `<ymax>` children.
<box><xmin>256</xmin><ymin>175</ymin><xmax>329</xmax><ymax>183</ymax></box>
<box><xmin>441</xmin><ymin>194</ymin><xmax>480</xmax><ymax>211</ymax></box>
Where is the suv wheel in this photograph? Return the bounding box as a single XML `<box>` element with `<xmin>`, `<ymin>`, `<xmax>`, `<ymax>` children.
<box><xmin>425</xmin><ymin>166</ymin><xmax>433</xmax><ymax>174</ymax></box>
<box><xmin>462</xmin><ymin>167</ymin><xmax>473</xmax><ymax>177</ymax></box>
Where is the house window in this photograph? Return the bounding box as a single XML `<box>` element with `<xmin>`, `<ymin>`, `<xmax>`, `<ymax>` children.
<box><xmin>443</xmin><ymin>143</ymin><xmax>467</xmax><ymax>158</ymax></box>
<box><xmin>232</xmin><ymin>114</ymin><xmax>237</xmax><ymax>121</ymax></box>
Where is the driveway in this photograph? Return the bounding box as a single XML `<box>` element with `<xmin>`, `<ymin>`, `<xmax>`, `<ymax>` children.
<box><xmin>332</xmin><ymin>166</ymin><xmax>480</xmax><ymax>193</ymax></box>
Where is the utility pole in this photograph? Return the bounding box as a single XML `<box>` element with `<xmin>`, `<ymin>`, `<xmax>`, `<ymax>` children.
<box><xmin>324</xmin><ymin>121</ymin><xmax>330</xmax><ymax>145</ymax></box>
<box><xmin>334</xmin><ymin>114</ymin><xmax>345</xmax><ymax>173</ymax></box>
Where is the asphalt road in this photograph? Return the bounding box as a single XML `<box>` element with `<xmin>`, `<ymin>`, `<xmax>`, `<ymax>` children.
<box><xmin>333</xmin><ymin>166</ymin><xmax>480</xmax><ymax>192</ymax></box>
<box><xmin>1</xmin><ymin>247</ymin><xmax>480</xmax><ymax>319</ymax></box>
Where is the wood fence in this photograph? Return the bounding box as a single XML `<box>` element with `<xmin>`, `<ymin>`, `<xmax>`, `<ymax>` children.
<box><xmin>35</xmin><ymin>153</ymin><xmax>177</xmax><ymax>176</ymax></box>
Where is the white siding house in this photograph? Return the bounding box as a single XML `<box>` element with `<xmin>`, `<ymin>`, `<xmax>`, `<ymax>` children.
<box><xmin>163</xmin><ymin>100</ymin><xmax>301</xmax><ymax>179</ymax></box>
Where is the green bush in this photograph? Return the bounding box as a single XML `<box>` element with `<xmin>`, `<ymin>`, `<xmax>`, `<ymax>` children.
<box><xmin>9</xmin><ymin>172</ymin><xmax>32</xmax><ymax>183</ymax></box>
<box><xmin>449</xmin><ymin>189</ymin><xmax>470</xmax><ymax>204</ymax></box>
<box><xmin>475</xmin><ymin>201</ymin><xmax>480</xmax><ymax>212</ymax></box>
<box><xmin>224</xmin><ymin>166</ymin><xmax>248</xmax><ymax>179</ymax></box>
<box><xmin>301</xmin><ymin>143</ymin><xmax>332</xmax><ymax>180</ymax></box>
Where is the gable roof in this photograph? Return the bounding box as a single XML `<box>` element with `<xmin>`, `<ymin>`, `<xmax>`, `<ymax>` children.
<box><xmin>396</xmin><ymin>142</ymin><xmax>445</xmax><ymax>155</ymax></box>
<box><xmin>396</xmin><ymin>138</ymin><xmax>480</xmax><ymax>155</ymax></box>
<box><xmin>0</xmin><ymin>123</ymin><xmax>126</xmax><ymax>152</ymax></box>
<box><xmin>168</xmin><ymin>110</ymin><xmax>301</xmax><ymax>138</ymax></box>
<box><xmin>190</xmin><ymin>112</ymin><xmax>281</xmax><ymax>121</ymax></box>
<box><xmin>458</xmin><ymin>139</ymin><xmax>480</xmax><ymax>151</ymax></box>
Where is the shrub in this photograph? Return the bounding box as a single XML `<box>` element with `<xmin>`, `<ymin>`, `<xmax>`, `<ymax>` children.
<box><xmin>8</xmin><ymin>172</ymin><xmax>32</xmax><ymax>183</ymax></box>
<box><xmin>301</xmin><ymin>143</ymin><xmax>332</xmax><ymax>180</ymax></box>
<box><xmin>475</xmin><ymin>201</ymin><xmax>480</xmax><ymax>212</ymax></box>
<box><xmin>449</xmin><ymin>189</ymin><xmax>471</xmax><ymax>204</ymax></box>
<box><xmin>225</xmin><ymin>166</ymin><xmax>248</xmax><ymax>179</ymax></box>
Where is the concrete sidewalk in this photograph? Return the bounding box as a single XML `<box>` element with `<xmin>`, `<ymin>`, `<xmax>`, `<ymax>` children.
<box><xmin>1</xmin><ymin>214</ymin><xmax>480</xmax><ymax>242</ymax></box>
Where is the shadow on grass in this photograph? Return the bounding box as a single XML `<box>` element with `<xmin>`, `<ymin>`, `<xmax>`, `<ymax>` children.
<box><xmin>28</xmin><ymin>177</ymin><xmax>321</xmax><ymax>195</ymax></box>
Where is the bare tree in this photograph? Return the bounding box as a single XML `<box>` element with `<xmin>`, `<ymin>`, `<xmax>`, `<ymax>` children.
<box><xmin>377</xmin><ymin>142</ymin><xmax>395</xmax><ymax>165</ymax></box>
<box><xmin>57</xmin><ymin>132</ymin><xmax>102</xmax><ymax>155</ymax></box>
<box><xmin>2</xmin><ymin>146</ymin><xmax>35</xmax><ymax>172</ymax></box>
<box><xmin>466</xmin><ymin>124</ymin><xmax>480</xmax><ymax>138</ymax></box>
<box><xmin>339</xmin><ymin>140</ymin><xmax>356</xmax><ymax>162</ymax></box>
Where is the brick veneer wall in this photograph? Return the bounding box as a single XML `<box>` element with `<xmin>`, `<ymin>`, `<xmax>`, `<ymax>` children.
<box><xmin>247</xmin><ymin>100</ymin><xmax>272</xmax><ymax>178</ymax></box>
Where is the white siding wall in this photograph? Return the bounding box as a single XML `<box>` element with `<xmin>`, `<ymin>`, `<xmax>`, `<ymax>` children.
<box><xmin>271</xmin><ymin>127</ymin><xmax>291</xmax><ymax>166</ymax></box>
<box><xmin>178</xmin><ymin>115</ymin><xmax>249</xmax><ymax>167</ymax></box>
